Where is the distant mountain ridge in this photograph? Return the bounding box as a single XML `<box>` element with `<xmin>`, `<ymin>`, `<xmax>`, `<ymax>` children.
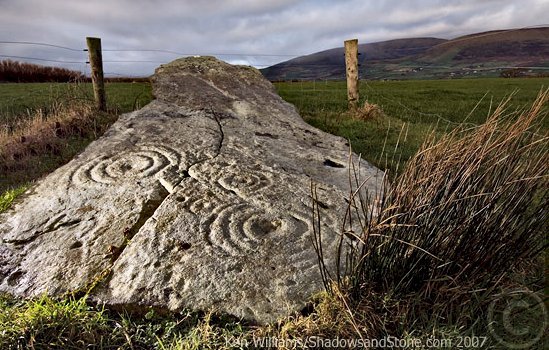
<box><xmin>261</xmin><ymin>27</ymin><xmax>549</xmax><ymax>80</ymax></box>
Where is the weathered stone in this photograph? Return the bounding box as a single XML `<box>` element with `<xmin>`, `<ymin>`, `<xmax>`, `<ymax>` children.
<box><xmin>0</xmin><ymin>57</ymin><xmax>382</xmax><ymax>324</ymax></box>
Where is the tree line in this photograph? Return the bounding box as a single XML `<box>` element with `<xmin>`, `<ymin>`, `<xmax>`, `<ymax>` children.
<box><xmin>0</xmin><ymin>60</ymin><xmax>85</xmax><ymax>83</ymax></box>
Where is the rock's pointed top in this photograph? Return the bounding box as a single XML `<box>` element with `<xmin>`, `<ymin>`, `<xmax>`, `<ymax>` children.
<box><xmin>152</xmin><ymin>56</ymin><xmax>278</xmax><ymax>113</ymax></box>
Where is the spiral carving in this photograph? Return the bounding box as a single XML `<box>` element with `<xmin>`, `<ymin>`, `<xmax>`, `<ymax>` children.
<box><xmin>71</xmin><ymin>145</ymin><xmax>181</xmax><ymax>186</ymax></box>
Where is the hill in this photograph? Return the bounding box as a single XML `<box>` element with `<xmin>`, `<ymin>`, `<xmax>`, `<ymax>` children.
<box><xmin>261</xmin><ymin>27</ymin><xmax>549</xmax><ymax>80</ymax></box>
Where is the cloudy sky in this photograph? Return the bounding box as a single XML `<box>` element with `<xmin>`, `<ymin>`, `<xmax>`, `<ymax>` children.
<box><xmin>1</xmin><ymin>0</ymin><xmax>547</xmax><ymax>76</ymax></box>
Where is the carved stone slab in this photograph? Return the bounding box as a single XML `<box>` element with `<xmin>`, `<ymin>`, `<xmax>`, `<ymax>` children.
<box><xmin>0</xmin><ymin>57</ymin><xmax>382</xmax><ymax>324</ymax></box>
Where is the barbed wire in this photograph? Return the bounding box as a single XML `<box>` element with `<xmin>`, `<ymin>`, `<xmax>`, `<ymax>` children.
<box><xmin>0</xmin><ymin>41</ymin><xmax>83</xmax><ymax>52</ymax></box>
<box><xmin>1</xmin><ymin>27</ymin><xmax>547</xmax><ymax>128</ymax></box>
<box><xmin>1</xmin><ymin>27</ymin><xmax>548</xmax><ymax>74</ymax></box>
<box><xmin>8</xmin><ymin>52</ymin><xmax>546</xmax><ymax>73</ymax></box>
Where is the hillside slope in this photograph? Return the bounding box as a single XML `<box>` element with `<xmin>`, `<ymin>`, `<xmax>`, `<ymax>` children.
<box><xmin>261</xmin><ymin>27</ymin><xmax>549</xmax><ymax>80</ymax></box>
<box><xmin>423</xmin><ymin>27</ymin><xmax>549</xmax><ymax>63</ymax></box>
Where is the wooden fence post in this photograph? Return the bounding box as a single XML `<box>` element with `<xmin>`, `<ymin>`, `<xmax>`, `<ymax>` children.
<box><xmin>344</xmin><ymin>39</ymin><xmax>359</xmax><ymax>111</ymax></box>
<box><xmin>86</xmin><ymin>37</ymin><xmax>106</xmax><ymax>111</ymax></box>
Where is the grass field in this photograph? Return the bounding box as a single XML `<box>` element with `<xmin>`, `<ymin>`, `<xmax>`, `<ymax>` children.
<box><xmin>278</xmin><ymin>78</ymin><xmax>548</xmax><ymax>124</ymax></box>
<box><xmin>0</xmin><ymin>82</ymin><xmax>152</xmax><ymax>124</ymax></box>
<box><xmin>275</xmin><ymin>77</ymin><xmax>549</xmax><ymax>174</ymax></box>
<box><xmin>0</xmin><ymin>78</ymin><xmax>547</xmax><ymax>349</ymax></box>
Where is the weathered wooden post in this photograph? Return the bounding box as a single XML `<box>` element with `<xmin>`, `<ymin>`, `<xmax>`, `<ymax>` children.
<box><xmin>344</xmin><ymin>39</ymin><xmax>359</xmax><ymax>111</ymax></box>
<box><xmin>86</xmin><ymin>37</ymin><xmax>106</xmax><ymax>111</ymax></box>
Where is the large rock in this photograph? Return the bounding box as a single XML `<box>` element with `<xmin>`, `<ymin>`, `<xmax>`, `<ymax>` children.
<box><xmin>0</xmin><ymin>57</ymin><xmax>382</xmax><ymax>324</ymax></box>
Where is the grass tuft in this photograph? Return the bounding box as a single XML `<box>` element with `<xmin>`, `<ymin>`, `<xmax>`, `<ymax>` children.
<box><xmin>0</xmin><ymin>294</ymin><xmax>113</xmax><ymax>349</ymax></box>
<box><xmin>0</xmin><ymin>185</ymin><xmax>27</xmax><ymax>213</ymax></box>
<box><xmin>354</xmin><ymin>101</ymin><xmax>385</xmax><ymax>121</ymax></box>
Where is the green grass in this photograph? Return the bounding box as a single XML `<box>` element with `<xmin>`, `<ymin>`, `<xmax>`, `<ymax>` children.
<box><xmin>0</xmin><ymin>82</ymin><xmax>152</xmax><ymax>124</ymax></box>
<box><xmin>0</xmin><ymin>185</ymin><xmax>27</xmax><ymax>213</ymax></box>
<box><xmin>0</xmin><ymin>290</ymin><xmax>355</xmax><ymax>349</ymax></box>
<box><xmin>275</xmin><ymin>77</ymin><xmax>549</xmax><ymax>174</ymax></box>
<box><xmin>0</xmin><ymin>292</ymin><xmax>247</xmax><ymax>350</ymax></box>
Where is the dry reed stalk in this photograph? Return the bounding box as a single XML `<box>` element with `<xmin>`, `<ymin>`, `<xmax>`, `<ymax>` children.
<box><xmin>313</xmin><ymin>89</ymin><xmax>548</xmax><ymax>334</ymax></box>
<box><xmin>0</xmin><ymin>101</ymin><xmax>108</xmax><ymax>172</ymax></box>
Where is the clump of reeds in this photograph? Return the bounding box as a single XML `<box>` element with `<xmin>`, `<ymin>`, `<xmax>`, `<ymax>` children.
<box><xmin>314</xmin><ymin>89</ymin><xmax>548</xmax><ymax>337</ymax></box>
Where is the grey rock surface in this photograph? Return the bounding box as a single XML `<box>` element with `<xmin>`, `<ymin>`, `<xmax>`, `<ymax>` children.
<box><xmin>0</xmin><ymin>57</ymin><xmax>382</xmax><ymax>324</ymax></box>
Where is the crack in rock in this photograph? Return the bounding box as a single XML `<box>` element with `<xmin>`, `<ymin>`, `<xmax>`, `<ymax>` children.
<box><xmin>186</xmin><ymin>109</ymin><xmax>225</xmax><ymax>180</ymax></box>
<box><xmin>210</xmin><ymin>109</ymin><xmax>225</xmax><ymax>159</ymax></box>
<box><xmin>108</xmin><ymin>185</ymin><xmax>170</xmax><ymax>264</ymax></box>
